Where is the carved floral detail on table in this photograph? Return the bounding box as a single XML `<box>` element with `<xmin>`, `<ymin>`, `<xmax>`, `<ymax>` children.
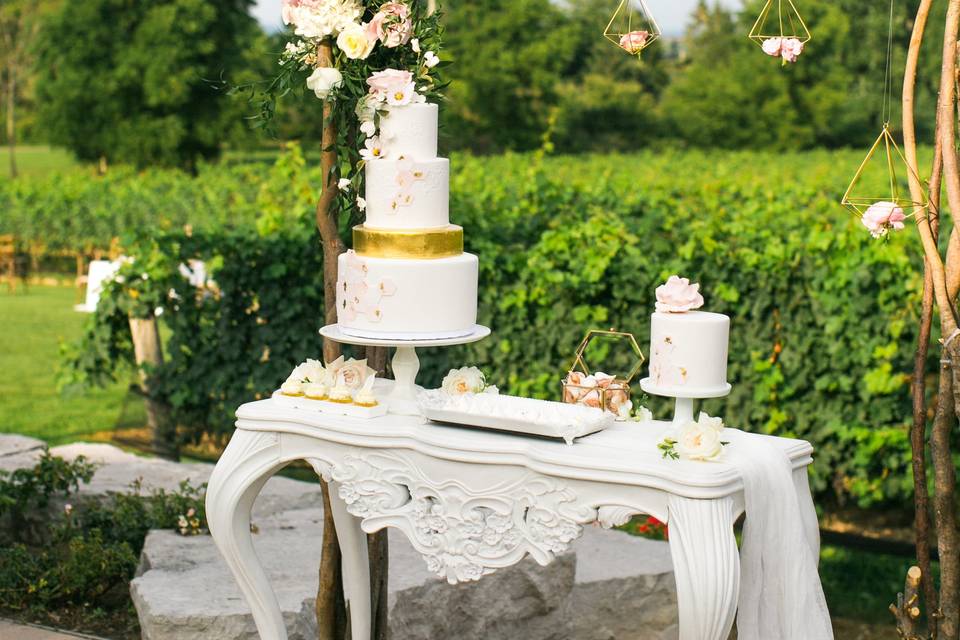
<box><xmin>336</xmin><ymin>250</ymin><xmax>398</xmax><ymax>323</ymax></box>
<box><xmin>330</xmin><ymin>452</ymin><xmax>593</xmax><ymax>584</ymax></box>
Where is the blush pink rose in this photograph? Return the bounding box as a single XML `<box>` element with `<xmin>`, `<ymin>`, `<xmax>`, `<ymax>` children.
<box><xmin>861</xmin><ymin>201</ymin><xmax>906</xmax><ymax>238</ymax></box>
<box><xmin>655</xmin><ymin>276</ymin><xmax>705</xmax><ymax>313</ymax></box>
<box><xmin>780</xmin><ymin>38</ymin><xmax>804</xmax><ymax>63</ymax></box>
<box><xmin>367</xmin><ymin>2</ymin><xmax>413</xmax><ymax>48</ymax></box>
<box><xmin>761</xmin><ymin>37</ymin><xmax>782</xmax><ymax>57</ymax></box>
<box><xmin>619</xmin><ymin>30</ymin><xmax>650</xmax><ymax>54</ymax></box>
<box><xmin>367</xmin><ymin>69</ymin><xmax>414</xmax><ymax>98</ymax></box>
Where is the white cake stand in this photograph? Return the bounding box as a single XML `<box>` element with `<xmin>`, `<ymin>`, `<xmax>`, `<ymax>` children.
<box><xmin>639</xmin><ymin>378</ymin><xmax>732</xmax><ymax>426</ymax></box>
<box><xmin>320</xmin><ymin>324</ymin><xmax>491</xmax><ymax>416</ymax></box>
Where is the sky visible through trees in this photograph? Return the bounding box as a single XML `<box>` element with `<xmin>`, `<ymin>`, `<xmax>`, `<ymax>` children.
<box><xmin>251</xmin><ymin>0</ymin><xmax>744</xmax><ymax>36</ymax></box>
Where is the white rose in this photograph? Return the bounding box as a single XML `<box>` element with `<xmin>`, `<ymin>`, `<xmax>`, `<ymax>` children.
<box><xmin>634</xmin><ymin>406</ymin><xmax>654</xmax><ymax>424</ymax></box>
<box><xmin>441</xmin><ymin>367</ymin><xmax>486</xmax><ymax>395</ymax></box>
<box><xmin>335</xmin><ymin>358</ymin><xmax>376</xmax><ymax>391</ymax></box>
<box><xmin>675</xmin><ymin>419</ymin><xmax>724</xmax><ymax>461</ymax></box>
<box><xmin>337</xmin><ymin>22</ymin><xmax>375</xmax><ymax>60</ymax></box>
<box><xmin>306</xmin><ymin>67</ymin><xmax>343</xmax><ymax>100</ymax></box>
<box><xmin>696</xmin><ymin>412</ymin><xmax>724</xmax><ymax>433</ymax></box>
<box><xmin>291</xmin><ymin>359</ymin><xmax>326</xmax><ymax>384</ymax></box>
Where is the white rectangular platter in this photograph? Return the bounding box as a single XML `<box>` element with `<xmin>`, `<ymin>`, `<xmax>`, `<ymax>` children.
<box><xmin>417</xmin><ymin>390</ymin><xmax>615</xmax><ymax>445</ymax></box>
<box><xmin>271</xmin><ymin>391</ymin><xmax>388</xmax><ymax>419</ymax></box>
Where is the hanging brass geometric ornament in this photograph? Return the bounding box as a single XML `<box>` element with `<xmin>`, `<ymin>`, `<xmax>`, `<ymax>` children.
<box><xmin>604</xmin><ymin>0</ymin><xmax>661</xmax><ymax>58</ymax></box>
<box><xmin>748</xmin><ymin>0</ymin><xmax>811</xmax><ymax>63</ymax></box>
<box><xmin>841</xmin><ymin>123</ymin><xmax>927</xmax><ymax>238</ymax></box>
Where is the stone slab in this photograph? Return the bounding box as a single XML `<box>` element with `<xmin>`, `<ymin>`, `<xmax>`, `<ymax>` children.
<box><xmin>133</xmin><ymin>506</ymin><xmax>679</xmax><ymax>640</ymax></box>
<box><xmin>0</xmin><ymin>434</ymin><xmax>46</xmax><ymax>473</ymax></box>
<box><xmin>0</xmin><ymin>619</ymin><xmax>107</xmax><ymax>639</ymax></box>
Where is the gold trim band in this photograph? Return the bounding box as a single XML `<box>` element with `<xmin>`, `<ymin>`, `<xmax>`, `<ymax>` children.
<box><xmin>353</xmin><ymin>225</ymin><xmax>464</xmax><ymax>259</ymax></box>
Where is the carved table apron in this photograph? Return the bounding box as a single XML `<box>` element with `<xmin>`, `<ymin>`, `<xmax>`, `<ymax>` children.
<box><xmin>206</xmin><ymin>397</ymin><xmax>815</xmax><ymax>640</ymax></box>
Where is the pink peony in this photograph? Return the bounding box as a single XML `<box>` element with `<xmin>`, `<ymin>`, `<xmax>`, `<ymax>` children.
<box><xmin>655</xmin><ymin>276</ymin><xmax>705</xmax><ymax>314</ymax></box>
<box><xmin>780</xmin><ymin>38</ymin><xmax>804</xmax><ymax>63</ymax></box>
<box><xmin>761</xmin><ymin>37</ymin><xmax>782</xmax><ymax>57</ymax></box>
<box><xmin>619</xmin><ymin>30</ymin><xmax>650</xmax><ymax>54</ymax></box>
<box><xmin>366</xmin><ymin>68</ymin><xmax>414</xmax><ymax>98</ymax></box>
<box><xmin>367</xmin><ymin>2</ymin><xmax>413</xmax><ymax>48</ymax></box>
<box><xmin>861</xmin><ymin>201</ymin><xmax>906</xmax><ymax>238</ymax></box>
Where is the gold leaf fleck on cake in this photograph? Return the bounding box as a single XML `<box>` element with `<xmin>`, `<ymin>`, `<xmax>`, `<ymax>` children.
<box><xmin>680</xmin><ymin>367</ymin><xmax>688</xmax><ymax>380</ymax></box>
<box><xmin>665</xmin><ymin>336</ymin><xmax>673</xmax><ymax>344</ymax></box>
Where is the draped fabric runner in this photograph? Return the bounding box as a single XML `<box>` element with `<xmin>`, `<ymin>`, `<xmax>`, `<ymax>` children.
<box><xmin>725</xmin><ymin>429</ymin><xmax>834</xmax><ymax>640</ymax></box>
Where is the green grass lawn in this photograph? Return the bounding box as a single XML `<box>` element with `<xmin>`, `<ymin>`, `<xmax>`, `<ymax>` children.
<box><xmin>0</xmin><ymin>145</ymin><xmax>79</xmax><ymax>179</ymax></box>
<box><xmin>0</xmin><ymin>285</ymin><xmax>144</xmax><ymax>444</ymax></box>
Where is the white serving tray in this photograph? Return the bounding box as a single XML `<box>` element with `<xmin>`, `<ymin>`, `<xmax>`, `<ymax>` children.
<box><xmin>272</xmin><ymin>391</ymin><xmax>388</xmax><ymax>419</ymax></box>
<box><xmin>417</xmin><ymin>390</ymin><xmax>614</xmax><ymax>445</ymax></box>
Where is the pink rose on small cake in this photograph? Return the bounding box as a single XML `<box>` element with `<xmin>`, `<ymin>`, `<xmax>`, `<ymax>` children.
<box><xmin>329</xmin><ymin>356</ymin><xmax>377</xmax><ymax>392</ymax></box>
<box><xmin>655</xmin><ymin>275</ymin><xmax>705</xmax><ymax>313</ymax></box>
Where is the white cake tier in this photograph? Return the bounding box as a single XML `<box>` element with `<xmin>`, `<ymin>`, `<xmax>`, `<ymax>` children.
<box><xmin>365</xmin><ymin>157</ymin><xmax>449</xmax><ymax>230</ymax></box>
<box><xmin>646</xmin><ymin>311</ymin><xmax>730</xmax><ymax>396</ymax></box>
<box><xmin>379</xmin><ymin>103</ymin><xmax>438</xmax><ymax>160</ymax></box>
<box><xmin>336</xmin><ymin>250</ymin><xmax>478</xmax><ymax>339</ymax></box>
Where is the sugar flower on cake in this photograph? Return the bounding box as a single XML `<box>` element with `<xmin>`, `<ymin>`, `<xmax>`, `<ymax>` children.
<box><xmin>619</xmin><ymin>30</ymin><xmax>650</xmax><ymax>54</ymax></box>
<box><xmin>360</xmin><ymin>136</ymin><xmax>385</xmax><ymax>161</ymax></box>
<box><xmin>306</xmin><ymin>67</ymin><xmax>343</xmax><ymax>100</ymax></box>
<box><xmin>655</xmin><ymin>276</ymin><xmax>705</xmax><ymax>313</ymax></box>
<box><xmin>861</xmin><ymin>201</ymin><xmax>907</xmax><ymax>239</ymax></box>
<box><xmin>442</xmin><ymin>366</ymin><xmax>496</xmax><ymax>395</ymax></box>
<box><xmin>281</xmin><ymin>0</ymin><xmax>363</xmax><ymax>39</ymax></box>
<box><xmin>291</xmin><ymin>358</ymin><xmax>328</xmax><ymax>384</ymax></box>
<box><xmin>367</xmin><ymin>2</ymin><xmax>413</xmax><ymax>48</ymax></box>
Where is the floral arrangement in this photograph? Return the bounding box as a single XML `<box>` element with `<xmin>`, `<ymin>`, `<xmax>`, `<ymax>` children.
<box><xmin>441</xmin><ymin>366</ymin><xmax>498</xmax><ymax>396</ymax></box>
<box><xmin>563</xmin><ymin>371</ymin><xmax>632</xmax><ymax>418</ymax></box>
<box><xmin>657</xmin><ymin>412</ymin><xmax>729</xmax><ymax>462</ymax></box>
<box><xmin>655</xmin><ymin>275</ymin><xmax>704</xmax><ymax>314</ymax></box>
<box><xmin>761</xmin><ymin>37</ymin><xmax>805</xmax><ymax>63</ymax></box>
<box><xmin>280</xmin><ymin>355</ymin><xmax>379</xmax><ymax>406</ymax></box>
<box><xmin>860</xmin><ymin>201</ymin><xmax>907</xmax><ymax>239</ymax></box>
<box><xmin>251</xmin><ymin>0</ymin><xmax>447</xmax><ymax>220</ymax></box>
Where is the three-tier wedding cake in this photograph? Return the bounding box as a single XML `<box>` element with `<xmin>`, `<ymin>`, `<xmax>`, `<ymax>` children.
<box><xmin>336</xmin><ymin>102</ymin><xmax>479</xmax><ymax>339</ymax></box>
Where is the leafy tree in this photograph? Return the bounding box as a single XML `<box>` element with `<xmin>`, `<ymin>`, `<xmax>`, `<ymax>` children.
<box><xmin>442</xmin><ymin>0</ymin><xmax>580</xmax><ymax>152</ymax></box>
<box><xmin>0</xmin><ymin>0</ymin><xmax>60</xmax><ymax>177</ymax></box>
<box><xmin>33</xmin><ymin>0</ymin><xmax>266</xmax><ymax>169</ymax></box>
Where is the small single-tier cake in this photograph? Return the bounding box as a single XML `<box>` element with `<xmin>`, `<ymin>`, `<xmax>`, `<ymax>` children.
<box><xmin>337</xmin><ymin>100</ymin><xmax>479</xmax><ymax>339</ymax></box>
<box><xmin>645</xmin><ymin>276</ymin><xmax>730</xmax><ymax>397</ymax></box>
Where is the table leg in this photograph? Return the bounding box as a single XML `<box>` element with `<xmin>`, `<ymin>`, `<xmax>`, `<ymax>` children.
<box><xmin>329</xmin><ymin>482</ymin><xmax>372</xmax><ymax>640</ymax></box>
<box><xmin>206</xmin><ymin>430</ymin><xmax>288</xmax><ymax>640</ymax></box>
<box><xmin>667</xmin><ymin>495</ymin><xmax>740</xmax><ymax>640</ymax></box>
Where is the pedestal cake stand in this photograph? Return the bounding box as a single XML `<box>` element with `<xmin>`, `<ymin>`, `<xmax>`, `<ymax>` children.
<box><xmin>320</xmin><ymin>324</ymin><xmax>491</xmax><ymax>416</ymax></box>
<box><xmin>638</xmin><ymin>378</ymin><xmax>732</xmax><ymax>426</ymax></box>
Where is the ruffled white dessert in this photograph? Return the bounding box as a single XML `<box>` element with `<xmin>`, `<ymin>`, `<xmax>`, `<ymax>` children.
<box><xmin>303</xmin><ymin>383</ymin><xmax>329</xmax><ymax>400</ymax></box>
<box><xmin>353</xmin><ymin>376</ymin><xmax>378</xmax><ymax>408</ymax></box>
<box><xmin>280</xmin><ymin>379</ymin><xmax>304</xmax><ymax>397</ymax></box>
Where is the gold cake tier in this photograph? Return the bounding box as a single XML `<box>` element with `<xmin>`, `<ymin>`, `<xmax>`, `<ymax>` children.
<box><xmin>353</xmin><ymin>224</ymin><xmax>464</xmax><ymax>259</ymax></box>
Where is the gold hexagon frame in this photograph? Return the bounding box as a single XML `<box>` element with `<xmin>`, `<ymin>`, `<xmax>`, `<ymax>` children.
<box><xmin>562</xmin><ymin>329</ymin><xmax>645</xmax><ymax>414</ymax></box>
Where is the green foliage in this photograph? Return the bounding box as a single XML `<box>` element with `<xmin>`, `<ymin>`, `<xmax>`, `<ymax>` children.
<box><xmin>32</xmin><ymin>0</ymin><xmax>265</xmax><ymax>168</ymax></box>
<box><xmin>0</xmin><ymin>452</ymin><xmax>96</xmax><ymax>536</ymax></box>
<box><xmin>35</xmin><ymin>146</ymin><xmax>927</xmax><ymax>510</ymax></box>
<box><xmin>0</xmin><ymin>454</ymin><xmax>206</xmax><ymax>614</ymax></box>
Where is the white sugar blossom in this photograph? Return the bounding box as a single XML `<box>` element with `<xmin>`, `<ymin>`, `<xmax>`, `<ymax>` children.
<box><xmin>338</xmin><ymin>178</ymin><xmax>351</xmax><ymax>191</ymax></box>
<box><xmin>411</xmin><ymin>38</ymin><xmax>421</xmax><ymax>53</ymax></box>
<box><xmin>306</xmin><ymin>67</ymin><xmax>343</xmax><ymax>100</ymax></box>
<box><xmin>360</xmin><ymin>120</ymin><xmax>377</xmax><ymax>138</ymax></box>
<box><xmin>357</xmin><ymin>196</ymin><xmax>367</xmax><ymax>211</ymax></box>
<box><xmin>386</xmin><ymin>82</ymin><xmax>417</xmax><ymax>106</ymax></box>
<box><xmin>360</xmin><ymin>136</ymin><xmax>385</xmax><ymax>160</ymax></box>
<box><xmin>424</xmin><ymin>51</ymin><xmax>440</xmax><ymax>68</ymax></box>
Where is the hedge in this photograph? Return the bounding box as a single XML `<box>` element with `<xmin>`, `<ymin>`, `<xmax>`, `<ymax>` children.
<box><xmin>51</xmin><ymin>147</ymin><xmax>927</xmax><ymax>509</ymax></box>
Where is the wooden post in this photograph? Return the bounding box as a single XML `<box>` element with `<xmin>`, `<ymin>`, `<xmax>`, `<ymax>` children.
<box><xmin>129</xmin><ymin>316</ymin><xmax>178</xmax><ymax>460</ymax></box>
<box><xmin>314</xmin><ymin>40</ymin><xmax>349</xmax><ymax>640</ymax></box>
<box><xmin>5</xmin><ymin>57</ymin><xmax>16</xmax><ymax>179</ymax></box>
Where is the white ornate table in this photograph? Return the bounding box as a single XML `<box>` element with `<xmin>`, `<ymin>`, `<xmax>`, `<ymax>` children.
<box><xmin>206</xmin><ymin>392</ymin><xmax>816</xmax><ymax>640</ymax></box>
